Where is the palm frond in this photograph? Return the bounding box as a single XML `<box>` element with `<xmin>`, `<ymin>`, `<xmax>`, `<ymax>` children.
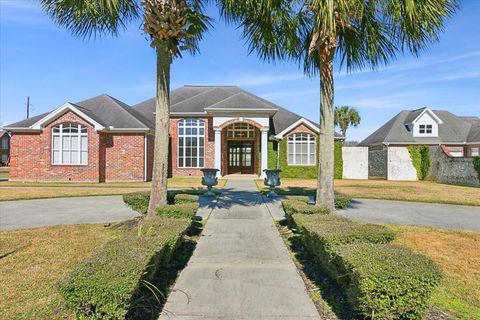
<box><xmin>40</xmin><ymin>0</ymin><xmax>140</xmax><ymax>39</ymax></box>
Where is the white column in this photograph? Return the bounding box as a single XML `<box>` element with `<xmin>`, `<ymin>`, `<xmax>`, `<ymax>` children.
<box><xmin>260</xmin><ymin>129</ymin><xmax>268</xmax><ymax>178</ymax></box>
<box><xmin>214</xmin><ymin>128</ymin><xmax>222</xmax><ymax>177</ymax></box>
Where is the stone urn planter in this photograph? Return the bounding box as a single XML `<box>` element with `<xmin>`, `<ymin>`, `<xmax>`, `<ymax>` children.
<box><xmin>263</xmin><ymin>169</ymin><xmax>281</xmax><ymax>197</ymax></box>
<box><xmin>201</xmin><ymin>168</ymin><xmax>219</xmax><ymax>196</ymax></box>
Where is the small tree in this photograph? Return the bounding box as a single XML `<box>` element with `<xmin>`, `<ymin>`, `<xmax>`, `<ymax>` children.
<box><xmin>334</xmin><ymin>105</ymin><xmax>360</xmax><ymax>143</ymax></box>
<box><xmin>40</xmin><ymin>0</ymin><xmax>211</xmax><ymax>217</ymax></box>
<box><xmin>219</xmin><ymin>0</ymin><xmax>457</xmax><ymax>211</ymax></box>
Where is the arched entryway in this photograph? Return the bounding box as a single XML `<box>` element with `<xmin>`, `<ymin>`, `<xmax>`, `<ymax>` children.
<box><xmin>223</xmin><ymin>122</ymin><xmax>259</xmax><ymax>175</ymax></box>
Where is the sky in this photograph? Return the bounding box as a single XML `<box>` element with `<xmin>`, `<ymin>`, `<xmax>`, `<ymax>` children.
<box><xmin>1</xmin><ymin>0</ymin><xmax>479</xmax><ymax>142</ymax></box>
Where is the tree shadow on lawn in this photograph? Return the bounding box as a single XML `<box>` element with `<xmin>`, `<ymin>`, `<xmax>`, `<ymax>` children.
<box><xmin>126</xmin><ymin>220</ymin><xmax>202</xmax><ymax>320</ymax></box>
<box><xmin>278</xmin><ymin>220</ymin><xmax>356</xmax><ymax>320</ymax></box>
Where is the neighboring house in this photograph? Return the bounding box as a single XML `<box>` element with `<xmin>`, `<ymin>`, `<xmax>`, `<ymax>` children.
<box><xmin>360</xmin><ymin>107</ymin><xmax>480</xmax><ymax>182</ymax></box>
<box><xmin>0</xmin><ymin>130</ymin><xmax>10</xmax><ymax>165</ymax></box>
<box><xmin>360</xmin><ymin>107</ymin><xmax>480</xmax><ymax>156</ymax></box>
<box><xmin>3</xmin><ymin>85</ymin><xmax>342</xmax><ymax>182</ymax></box>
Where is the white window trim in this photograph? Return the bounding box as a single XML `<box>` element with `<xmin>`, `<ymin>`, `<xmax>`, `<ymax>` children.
<box><xmin>51</xmin><ymin>123</ymin><xmax>88</xmax><ymax>166</ymax></box>
<box><xmin>287</xmin><ymin>133</ymin><xmax>316</xmax><ymax>166</ymax></box>
<box><xmin>32</xmin><ymin>103</ymin><xmax>104</xmax><ymax>131</ymax></box>
<box><xmin>177</xmin><ymin>119</ymin><xmax>206</xmax><ymax>169</ymax></box>
<box><xmin>275</xmin><ymin>118</ymin><xmax>319</xmax><ymax>139</ymax></box>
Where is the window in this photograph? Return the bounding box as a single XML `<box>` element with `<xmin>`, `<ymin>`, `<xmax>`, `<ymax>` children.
<box><xmin>287</xmin><ymin>133</ymin><xmax>316</xmax><ymax>165</ymax></box>
<box><xmin>227</xmin><ymin>123</ymin><xmax>255</xmax><ymax>139</ymax></box>
<box><xmin>470</xmin><ymin>147</ymin><xmax>479</xmax><ymax>157</ymax></box>
<box><xmin>52</xmin><ymin>123</ymin><xmax>88</xmax><ymax>165</ymax></box>
<box><xmin>419</xmin><ymin>124</ymin><xmax>433</xmax><ymax>134</ymax></box>
<box><xmin>178</xmin><ymin>119</ymin><xmax>205</xmax><ymax>168</ymax></box>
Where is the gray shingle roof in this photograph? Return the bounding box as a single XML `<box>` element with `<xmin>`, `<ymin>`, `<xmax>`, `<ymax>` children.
<box><xmin>360</xmin><ymin>107</ymin><xmax>480</xmax><ymax>146</ymax></box>
<box><xmin>4</xmin><ymin>94</ymin><xmax>153</xmax><ymax>130</ymax></box>
<box><xmin>133</xmin><ymin>85</ymin><xmax>341</xmax><ymax>137</ymax></box>
<box><xmin>5</xmin><ymin>86</ymin><xmax>342</xmax><ymax>138</ymax></box>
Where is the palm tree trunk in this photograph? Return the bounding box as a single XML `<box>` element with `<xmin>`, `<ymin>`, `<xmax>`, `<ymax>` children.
<box><xmin>147</xmin><ymin>40</ymin><xmax>171</xmax><ymax>218</ymax></box>
<box><xmin>316</xmin><ymin>47</ymin><xmax>335</xmax><ymax>211</ymax></box>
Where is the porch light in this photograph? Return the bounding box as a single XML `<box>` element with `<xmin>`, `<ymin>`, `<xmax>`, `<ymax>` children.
<box><xmin>263</xmin><ymin>169</ymin><xmax>281</xmax><ymax>197</ymax></box>
<box><xmin>201</xmin><ymin>168</ymin><xmax>219</xmax><ymax>196</ymax></box>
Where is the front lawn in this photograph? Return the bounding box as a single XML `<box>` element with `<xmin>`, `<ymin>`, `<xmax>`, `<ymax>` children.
<box><xmin>391</xmin><ymin>225</ymin><xmax>480</xmax><ymax>319</ymax></box>
<box><xmin>0</xmin><ymin>177</ymin><xmax>227</xmax><ymax>201</ymax></box>
<box><xmin>256</xmin><ymin>178</ymin><xmax>480</xmax><ymax>206</ymax></box>
<box><xmin>0</xmin><ymin>224</ymin><xmax>116</xmax><ymax>319</ymax></box>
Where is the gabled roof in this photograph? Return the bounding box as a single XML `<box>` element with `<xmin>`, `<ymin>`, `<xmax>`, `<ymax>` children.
<box><xmin>133</xmin><ymin>85</ymin><xmax>342</xmax><ymax>138</ymax></box>
<box><xmin>4</xmin><ymin>94</ymin><xmax>154</xmax><ymax>132</ymax></box>
<box><xmin>360</xmin><ymin>107</ymin><xmax>479</xmax><ymax>146</ymax></box>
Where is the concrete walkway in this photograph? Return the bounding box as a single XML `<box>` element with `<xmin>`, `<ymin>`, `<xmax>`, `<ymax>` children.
<box><xmin>0</xmin><ymin>196</ymin><xmax>139</xmax><ymax>231</ymax></box>
<box><xmin>339</xmin><ymin>198</ymin><xmax>480</xmax><ymax>232</ymax></box>
<box><xmin>160</xmin><ymin>179</ymin><xmax>319</xmax><ymax>319</ymax></box>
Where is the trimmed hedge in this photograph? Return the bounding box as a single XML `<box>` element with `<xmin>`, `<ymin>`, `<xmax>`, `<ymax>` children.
<box><xmin>123</xmin><ymin>191</ymin><xmax>199</xmax><ymax>215</ymax></box>
<box><xmin>291</xmin><ymin>213</ymin><xmax>441</xmax><ymax>319</ymax></box>
<box><xmin>122</xmin><ymin>191</ymin><xmax>150</xmax><ymax>214</ymax></box>
<box><xmin>283</xmin><ymin>193</ymin><xmax>352</xmax><ymax>211</ymax></box>
<box><xmin>157</xmin><ymin>202</ymin><xmax>199</xmax><ymax>219</ymax></box>
<box><xmin>282</xmin><ymin>199</ymin><xmax>331</xmax><ymax>217</ymax></box>
<box><xmin>172</xmin><ymin>193</ymin><xmax>199</xmax><ymax>204</ymax></box>
<box><xmin>337</xmin><ymin>243</ymin><xmax>442</xmax><ymax>320</ymax></box>
<box><xmin>59</xmin><ymin>217</ymin><xmax>191</xmax><ymax>319</ymax></box>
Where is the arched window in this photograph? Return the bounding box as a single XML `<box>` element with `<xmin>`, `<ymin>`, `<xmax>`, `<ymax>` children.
<box><xmin>52</xmin><ymin>123</ymin><xmax>88</xmax><ymax>165</ymax></box>
<box><xmin>287</xmin><ymin>133</ymin><xmax>316</xmax><ymax>165</ymax></box>
<box><xmin>178</xmin><ymin>119</ymin><xmax>205</xmax><ymax>168</ymax></box>
<box><xmin>227</xmin><ymin>123</ymin><xmax>255</xmax><ymax>139</ymax></box>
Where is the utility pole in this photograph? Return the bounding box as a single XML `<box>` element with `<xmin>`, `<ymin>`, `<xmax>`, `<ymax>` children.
<box><xmin>26</xmin><ymin>96</ymin><xmax>30</xmax><ymax>119</ymax></box>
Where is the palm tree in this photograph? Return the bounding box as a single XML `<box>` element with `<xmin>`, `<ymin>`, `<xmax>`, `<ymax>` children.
<box><xmin>40</xmin><ymin>0</ymin><xmax>211</xmax><ymax>217</ymax></box>
<box><xmin>220</xmin><ymin>0</ymin><xmax>457</xmax><ymax>211</ymax></box>
<box><xmin>334</xmin><ymin>105</ymin><xmax>360</xmax><ymax>143</ymax></box>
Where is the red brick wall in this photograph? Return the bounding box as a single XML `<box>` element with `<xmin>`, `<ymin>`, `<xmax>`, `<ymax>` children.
<box><xmin>284</xmin><ymin>124</ymin><xmax>317</xmax><ymax>137</ymax></box>
<box><xmin>104</xmin><ymin>133</ymin><xmax>146</xmax><ymax>181</ymax></box>
<box><xmin>9</xmin><ymin>111</ymin><xmax>100</xmax><ymax>181</ymax></box>
<box><xmin>169</xmin><ymin>117</ymin><xmax>215</xmax><ymax>177</ymax></box>
<box><xmin>9</xmin><ymin>111</ymin><xmax>150</xmax><ymax>182</ymax></box>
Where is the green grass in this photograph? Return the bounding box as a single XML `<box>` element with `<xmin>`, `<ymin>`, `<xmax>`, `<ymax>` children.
<box><xmin>0</xmin><ymin>178</ymin><xmax>226</xmax><ymax>201</ymax></box>
<box><xmin>0</xmin><ymin>224</ymin><xmax>117</xmax><ymax>319</ymax></box>
<box><xmin>256</xmin><ymin>178</ymin><xmax>480</xmax><ymax>206</ymax></box>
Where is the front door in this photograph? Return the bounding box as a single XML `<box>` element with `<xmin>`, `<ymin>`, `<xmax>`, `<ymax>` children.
<box><xmin>228</xmin><ymin>141</ymin><xmax>254</xmax><ymax>174</ymax></box>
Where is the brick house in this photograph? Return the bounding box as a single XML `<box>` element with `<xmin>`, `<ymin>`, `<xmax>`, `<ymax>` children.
<box><xmin>4</xmin><ymin>85</ymin><xmax>342</xmax><ymax>182</ymax></box>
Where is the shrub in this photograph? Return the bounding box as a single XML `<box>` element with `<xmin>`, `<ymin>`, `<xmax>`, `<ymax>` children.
<box><xmin>293</xmin><ymin>213</ymin><xmax>440</xmax><ymax>319</ymax></box>
<box><xmin>123</xmin><ymin>191</ymin><xmax>149</xmax><ymax>214</ymax></box>
<box><xmin>334</xmin><ymin>193</ymin><xmax>352</xmax><ymax>209</ymax></box>
<box><xmin>59</xmin><ymin>217</ymin><xmax>191</xmax><ymax>319</ymax></box>
<box><xmin>337</xmin><ymin>243</ymin><xmax>442</xmax><ymax>319</ymax></box>
<box><xmin>173</xmin><ymin>193</ymin><xmax>199</xmax><ymax>204</ymax></box>
<box><xmin>284</xmin><ymin>193</ymin><xmax>352</xmax><ymax>210</ymax></box>
<box><xmin>282</xmin><ymin>200</ymin><xmax>330</xmax><ymax>218</ymax></box>
<box><xmin>157</xmin><ymin>202</ymin><xmax>199</xmax><ymax>219</ymax></box>
<box><xmin>407</xmin><ymin>145</ymin><xmax>430</xmax><ymax>180</ymax></box>
<box><xmin>294</xmin><ymin>214</ymin><xmax>394</xmax><ymax>275</ymax></box>
<box><xmin>124</xmin><ymin>192</ymin><xmax>199</xmax><ymax>215</ymax></box>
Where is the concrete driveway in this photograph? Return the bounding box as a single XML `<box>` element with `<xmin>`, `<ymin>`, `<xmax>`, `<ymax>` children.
<box><xmin>339</xmin><ymin>199</ymin><xmax>480</xmax><ymax>232</ymax></box>
<box><xmin>0</xmin><ymin>196</ymin><xmax>140</xmax><ymax>231</ymax></box>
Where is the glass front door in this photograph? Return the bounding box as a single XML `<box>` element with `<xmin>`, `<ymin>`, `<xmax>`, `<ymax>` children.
<box><xmin>228</xmin><ymin>141</ymin><xmax>254</xmax><ymax>174</ymax></box>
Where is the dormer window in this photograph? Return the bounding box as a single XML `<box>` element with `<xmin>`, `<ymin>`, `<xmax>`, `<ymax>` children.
<box><xmin>410</xmin><ymin>108</ymin><xmax>442</xmax><ymax>137</ymax></box>
<box><xmin>419</xmin><ymin>124</ymin><xmax>432</xmax><ymax>134</ymax></box>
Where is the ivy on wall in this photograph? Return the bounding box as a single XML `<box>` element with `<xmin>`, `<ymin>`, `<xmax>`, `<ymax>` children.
<box><xmin>473</xmin><ymin>156</ymin><xmax>480</xmax><ymax>181</ymax></box>
<box><xmin>267</xmin><ymin>139</ymin><xmax>343</xmax><ymax>179</ymax></box>
<box><xmin>407</xmin><ymin>145</ymin><xmax>430</xmax><ymax>180</ymax></box>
